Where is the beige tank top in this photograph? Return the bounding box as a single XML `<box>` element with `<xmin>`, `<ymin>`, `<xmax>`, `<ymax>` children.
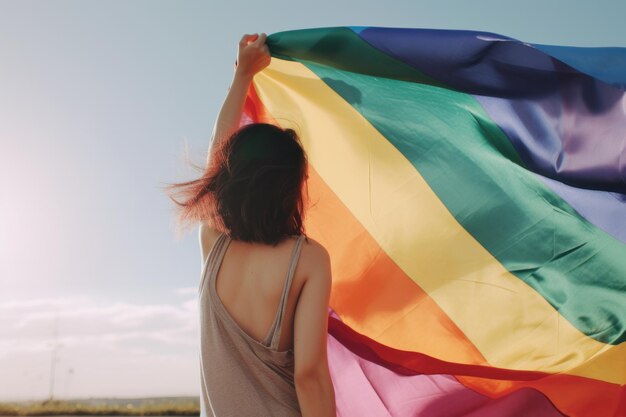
<box><xmin>199</xmin><ymin>231</ymin><xmax>305</xmax><ymax>417</ymax></box>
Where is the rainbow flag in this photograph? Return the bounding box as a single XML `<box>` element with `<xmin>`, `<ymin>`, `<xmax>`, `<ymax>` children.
<box><xmin>240</xmin><ymin>26</ymin><xmax>626</xmax><ymax>417</ymax></box>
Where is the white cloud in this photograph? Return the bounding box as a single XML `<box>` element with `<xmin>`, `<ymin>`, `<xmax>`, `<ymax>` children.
<box><xmin>0</xmin><ymin>295</ymin><xmax>201</xmax><ymax>401</ymax></box>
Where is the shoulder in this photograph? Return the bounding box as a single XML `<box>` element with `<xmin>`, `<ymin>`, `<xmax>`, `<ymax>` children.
<box><xmin>298</xmin><ymin>235</ymin><xmax>332</xmax><ymax>280</ymax></box>
<box><xmin>199</xmin><ymin>222</ymin><xmax>222</xmax><ymax>261</ymax></box>
<box><xmin>299</xmin><ymin>235</ymin><xmax>330</xmax><ymax>262</ymax></box>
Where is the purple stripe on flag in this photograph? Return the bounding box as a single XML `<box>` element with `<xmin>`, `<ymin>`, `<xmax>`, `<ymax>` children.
<box><xmin>354</xmin><ymin>27</ymin><xmax>626</xmax><ymax>242</ymax></box>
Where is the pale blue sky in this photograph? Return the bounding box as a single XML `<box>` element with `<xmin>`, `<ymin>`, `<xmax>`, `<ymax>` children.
<box><xmin>1</xmin><ymin>0</ymin><xmax>624</xmax><ymax>401</ymax></box>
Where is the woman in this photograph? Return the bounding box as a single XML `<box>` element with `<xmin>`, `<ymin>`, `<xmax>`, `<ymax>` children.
<box><xmin>166</xmin><ymin>33</ymin><xmax>336</xmax><ymax>417</ymax></box>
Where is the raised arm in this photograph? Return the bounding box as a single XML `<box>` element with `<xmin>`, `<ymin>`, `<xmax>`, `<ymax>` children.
<box><xmin>206</xmin><ymin>32</ymin><xmax>270</xmax><ymax>167</ymax></box>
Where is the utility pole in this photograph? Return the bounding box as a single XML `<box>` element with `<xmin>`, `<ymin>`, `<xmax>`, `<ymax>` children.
<box><xmin>47</xmin><ymin>308</ymin><xmax>61</xmax><ymax>402</ymax></box>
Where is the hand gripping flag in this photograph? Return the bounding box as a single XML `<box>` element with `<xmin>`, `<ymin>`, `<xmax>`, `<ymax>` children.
<box><xmin>239</xmin><ymin>26</ymin><xmax>626</xmax><ymax>417</ymax></box>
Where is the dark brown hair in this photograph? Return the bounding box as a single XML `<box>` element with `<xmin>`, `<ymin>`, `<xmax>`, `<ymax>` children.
<box><xmin>164</xmin><ymin>123</ymin><xmax>309</xmax><ymax>246</ymax></box>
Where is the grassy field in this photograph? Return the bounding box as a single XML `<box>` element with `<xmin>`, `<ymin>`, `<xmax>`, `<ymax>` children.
<box><xmin>0</xmin><ymin>396</ymin><xmax>200</xmax><ymax>416</ymax></box>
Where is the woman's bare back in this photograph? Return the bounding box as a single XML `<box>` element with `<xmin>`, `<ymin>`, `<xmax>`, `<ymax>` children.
<box><xmin>200</xmin><ymin>224</ymin><xmax>308</xmax><ymax>352</ymax></box>
<box><xmin>199</xmin><ymin>223</ymin><xmax>336</xmax><ymax>416</ymax></box>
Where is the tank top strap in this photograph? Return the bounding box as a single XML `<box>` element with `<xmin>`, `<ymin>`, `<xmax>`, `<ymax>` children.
<box><xmin>199</xmin><ymin>231</ymin><xmax>229</xmax><ymax>297</ymax></box>
<box><xmin>210</xmin><ymin>232</ymin><xmax>231</xmax><ymax>284</ymax></box>
<box><xmin>265</xmin><ymin>234</ymin><xmax>306</xmax><ymax>350</ymax></box>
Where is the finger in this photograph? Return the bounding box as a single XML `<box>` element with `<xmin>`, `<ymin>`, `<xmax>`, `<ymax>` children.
<box><xmin>253</xmin><ymin>32</ymin><xmax>267</xmax><ymax>46</ymax></box>
<box><xmin>239</xmin><ymin>33</ymin><xmax>257</xmax><ymax>46</ymax></box>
